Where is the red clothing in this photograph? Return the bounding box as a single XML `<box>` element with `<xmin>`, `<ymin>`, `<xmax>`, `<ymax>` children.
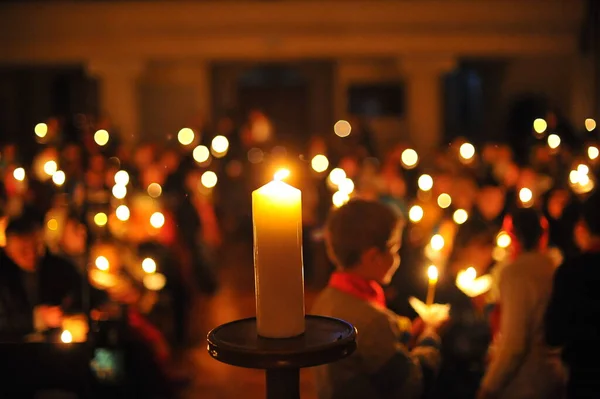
<box><xmin>328</xmin><ymin>272</ymin><xmax>386</xmax><ymax>308</ymax></box>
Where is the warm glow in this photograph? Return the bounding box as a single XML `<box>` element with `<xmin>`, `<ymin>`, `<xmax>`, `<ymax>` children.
<box><xmin>401</xmin><ymin>149</ymin><xmax>419</xmax><ymax>169</ymax></box>
<box><xmin>465</xmin><ymin>267</ymin><xmax>477</xmax><ymax>280</ymax></box>
<box><xmin>52</xmin><ymin>170</ymin><xmax>65</xmax><ymax>186</ymax></box>
<box><xmin>533</xmin><ymin>118</ymin><xmax>547</xmax><ymax>134</ymax></box>
<box><xmin>459</xmin><ymin>143</ymin><xmax>475</xmax><ymax>160</ymax></box>
<box><xmin>147</xmin><ymin>183</ymin><xmax>162</xmax><ymax>198</ymax></box>
<box><xmin>311</xmin><ymin>154</ymin><xmax>329</xmax><ymax>173</ymax></box>
<box><xmin>95</xmin><ymin>256</ymin><xmax>109</xmax><ymax>271</ymax></box>
<box><xmin>497</xmin><ymin>232</ymin><xmax>511</xmax><ymax>248</ymax></box>
<box><xmin>114</xmin><ymin>170</ymin><xmax>130</xmax><ymax>186</ymax></box>
<box><xmin>332</xmin><ymin>191</ymin><xmax>350</xmax><ymax>208</ymax></box>
<box><xmin>211</xmin><ymin>135</ymin><xmax>229</xmax><ymax>155</ymax></box>
<box><xmin>193</xmin><ymin>145</ymin><xmax>210</xmax><ymax>163</ymax></box>
<box><xmin>201</xmin><ymin>171</ymin><xmax>218</xmax><ymax>188</ymax></box>
<box><xmin>338</xmin><ymin>178</ymin><xmax>355</xmax><ymax>195</ymax></box>
<box><xmin>569</xmin><ymin>170</ymin><xmax>580</xmax><ymax>185</ymax></box>
<box><xmin>94</xmin><ymin>213</ymin><xmax>108</xmax><ymax>227</ymax></box>
<box><xmin>492</xmin><ymin>246</ymin><xmax>507</xmax><ymax>262</ymax></box>
<box><xmin>47</xmin><ymin>218</ymin><xmax>58</xmax><ymax>231</ymax></box>
<box><xmin>427</xmin><ymin>265</ymin><xmax>439</xmax><ymax>283</ymax></box>
<box><xmin>150</xmin><ymin>212</ymin><xmax>165</xmax><ymax>229</ymax></box>
<box><xmin>143</xmin><ymin>273</ymin><xmax>167</xmax><ymax>291</ymax></box>
<box><xmin>408</xmin><ymin>205</ymin><xmax>424</xmax><ymax>223</ymax></box>
<box><xmin>453</xmin><ymin>209</ymin><xmax>469</xmax><ymax>225</ymax></box>
<box><xmin>115</xmin><ymin>205</ymin><xmax>130</xmax><ymax>221</ymax></box>
<box><xmin>60</xmin><ymin>330</ymin><xmax>73</xmax><ymax>344</ymax></box>
<box><xmin>577</xmin><ymin>164</ymin><xmax>590</xmax><ymax>175</ymax></box>
<box><xmin>519</xmin><ymin>187</ymin><xmax>533</xmax><ymax>204</ymax></box>
<box><xmin>178</xmin><ymin>128</ymin><xmax>195</xmax><ymax>145</ymax></box>
<box><xmin>142</xmin><ymin>258</ymin><xmax>157</xmax><ymax>274</ymax></box>
<box><xmin>112</xmin><ymin>184</ymin><xmax>127</xmax><ymax>199</ymax></box>
<box><xmin>248</xmin><ymin>148</ymin><xmax>264</xmax><ymax>164</ymax></box>
<box><xmin>43</xmin><ymin>160</ymin><xmax>58</xmax><ymax>176</ymax></box>
<box><xmin>547</xmin><ymin>134</ymin><xmax>561</xmax><ymax>149</ymax></box>
<box><xmin>35</xmin><ymin>123</ymin><xmax>48</xmax><ymax>138</ymax></box>
<box><xmin>418</xmin><ymin>174</ymin><xmax>433</xmax><ymax>191</ymax></box>
<box><xmin>585</xmin><ymin>118</ymin><xmax>597</xmax><ymax>132</ymax></box>
<box><xmin>13</xmin><ymin>167</ymin><xmax>25</xmax><ymax>181</ymax></box>
<box><xmin>437</xmin><ymin>193</ymin><xmax>452</xmax><ymax>209</ymax></box>
<box><xmin>430</xmin><ymin>234</ymin><xmax>445</xmax><ymax>251</ymax></box>
<box><xmin>588</xmin><ymin>146</ymin><xmax>599</xmax><ymax>160</ymax></box>
<box><xmin>274</xmin><ymin>168</ymin><xmax>290</xmax><ymax>181</ymax></box>
<box><xmin>328</xmin><ymin>168</ymin><xmax>347</xmax><ymax>186</ymax></box>
<box><xmin>334</xmin><ymin>120</ymin><xmax>352</xmax><ymax>137</ymax></box>
<box><xmin>94</xmin><ymin>130</ymin><xmax>110</xmax><ymax>146</ymax></box>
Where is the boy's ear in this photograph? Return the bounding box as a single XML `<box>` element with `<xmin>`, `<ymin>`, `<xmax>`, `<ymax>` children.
<box><xmin>360</xmin><ymin>247</ymin><xmax>381</xmax><ymax>267</ymax></box>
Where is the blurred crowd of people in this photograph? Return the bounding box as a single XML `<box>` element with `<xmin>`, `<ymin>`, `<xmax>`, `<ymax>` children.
<box><xmin>0</xmin><ymin>106</ymin><xmax>599</xmax><ymax>398</ymax></box>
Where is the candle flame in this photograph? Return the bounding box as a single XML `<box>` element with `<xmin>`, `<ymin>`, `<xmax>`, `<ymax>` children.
<box><xmin>142</xmin><ymin>258</ymin><xmax>157</xmax><ymax>274</ymax></box>
<box><xmin>274</xmin><ymin>168</ymin><xmax>290</xmax><ymax>181</ymax></box>
<box><xmin>427</xmin><ymin>265</ymin><xmax>438</xmax><ymax>283</ymax></box>
<box><xmin>61</xmin><ymin>330</ymin><xmax>73</xmax><ymax>344</ymax></box>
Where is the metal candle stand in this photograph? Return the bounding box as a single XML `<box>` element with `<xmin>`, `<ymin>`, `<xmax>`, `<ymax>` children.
<box><xmin>207</xmin><ymin>315</ymin><xmax>357</xmax><ymax>399</ymax></box>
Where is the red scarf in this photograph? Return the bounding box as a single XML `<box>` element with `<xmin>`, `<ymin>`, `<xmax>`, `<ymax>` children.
<box><xmin>328</xmin><ymin>271</ymin><xmax>386</xmax><ymax>308</ymax></box>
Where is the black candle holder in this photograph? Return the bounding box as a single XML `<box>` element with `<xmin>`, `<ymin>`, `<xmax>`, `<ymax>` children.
<box><xmin>207</xmin><ymin>315</ymin><xmax>357</xmax><ymax>399</ymax></box>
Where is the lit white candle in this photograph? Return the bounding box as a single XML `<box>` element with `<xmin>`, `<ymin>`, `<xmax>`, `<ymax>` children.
<box><xmin>252</xmin><ymin>173</ymin><xmax>305</xmax><ymax>338</ymax></box>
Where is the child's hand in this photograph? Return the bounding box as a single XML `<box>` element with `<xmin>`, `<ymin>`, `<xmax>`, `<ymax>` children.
<box><xmin>408</xmin><ymin>297</ymin><xmax>450</xmax><ymax>329</ymax></box>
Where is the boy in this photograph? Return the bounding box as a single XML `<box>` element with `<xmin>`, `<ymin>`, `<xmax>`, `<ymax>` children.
<box><xmin>312</xmin><ymin>199</ymin><xmax>443</xmax><ymax>399</ymax></box>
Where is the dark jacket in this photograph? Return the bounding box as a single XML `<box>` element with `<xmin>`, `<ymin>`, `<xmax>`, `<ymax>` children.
<box><xmin>545</xmin><ymin>251</ymin><xmax>600</xmax><ymax>396</ymax></box>
<box><xmin>430</xmin><ymin>278</ymin><xmax>492</xmax><ymax>399</ymax></box>
<box><xmin>0</xmin><ymin>248</ymin><xmax>90</xmax><ymax>340</ymax></box>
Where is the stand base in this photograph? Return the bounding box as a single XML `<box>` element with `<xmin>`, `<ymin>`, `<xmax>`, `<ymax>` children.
<box><xmin>207</xmin><ymin>315</ymin><xmax>357</xmax><ymax>398</ymax></box>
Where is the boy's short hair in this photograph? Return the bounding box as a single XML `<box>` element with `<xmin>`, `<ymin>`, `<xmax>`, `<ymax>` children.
<box><xmin>325</xmin><ymin>199</ymin><xmax>402</xmax><ymax>269</ymax></box>
<box><xmin>5</xmin><ymin>214</ymin><xmax>41</xmax><ymax>238</ymax></box>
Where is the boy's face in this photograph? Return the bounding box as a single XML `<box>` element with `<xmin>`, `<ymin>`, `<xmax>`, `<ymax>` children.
<box><xmin>370</xmin><ymin>227</ymin><xmax>402</xmax><ymax>285</ymax></box>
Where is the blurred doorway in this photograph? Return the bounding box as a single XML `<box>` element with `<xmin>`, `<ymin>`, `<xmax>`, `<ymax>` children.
<box><xmin>237</xmin><ymin>64</ymin><xmax>310</xmax><ymax>149</ymax></box>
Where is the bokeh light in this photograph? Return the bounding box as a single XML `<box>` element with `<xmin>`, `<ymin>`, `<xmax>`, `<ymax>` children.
<box><xmin>201</xmin><ymin>171</ymin><xmax>218</xmax><ymax>188</ymax></box>
<box><xmin>437</xmin><ymin>193</ymin><xmax>452</xmax><ymax>209</ymax></box>
<box><xmin>533</xmin><ymin>118</ymin><xmax>547</xmax><ymax>134</ymax></box>
<box><xmin>52</xmin><ymin>170</ymin><xmax>65</xmax><ymax>186</ymax></box>
<box><xmin>35</xmin><ymin>123</ymin><xmax>48</xmax><ymax>138</ymax></box>
<box><xmin>311</xmin><ymin>154</ymin><xmax>329</xmax><ymax>173</ymax></box>
<box><xmin>43</xmin><ymin>160</ymin><xmax>58</xmax><ymax>176</ymax></box>
<box><xmin>142</xmin><ymin>258</ymin><xmax>157</xmax><ymax>274</ymax></box>
<box><xmin>94</xmin><ymin>130</ymin><xmax>110</xmax><ymax>146</ymax></box>
<box><xmin>332</xmin><ymin>191</ymin><xmax>350</xmax><ymax>208</ymax></box>
<box><xmin>95</xmin><ymin>256</ymin><xmax>109</xmax><ymax>271</ymax></box>
<box><xmin>94</xmin><ymin>213</ymin><xmax>108</xmax><ymax>227</ymax></box>
<box><xmin>547</xmin><ymin>134</ymin><xmax>561</xmax><ymax>149</ymax></box>
<box><xmin>496</xmin><ymin>232</ymin><xmax>511</xmax><ymax>248</ymax></box>
<box><xmin>519</xmin><ymin>187</ymin><xmax>533</xmax><ymax>204</ymax></box>
<box><xmin>193</xmin><ymin>145</ymin><xmax>210</xmax><ymax>163</ymax></box>
<box><xmin>115</xmin><ymin>205</ymin><xmax>130</xmax><ymax>221</ymax></box>
<box><xmin>112</xmin><ymin>184</ymin><xmax>127</xmax><ymax>199</ymax></box>
<box><xmin>338</xmin><ymin>178</ymin><xmax>355</xmax><ymax>195</ymax></box>
<box><xmin>13</xmin><ymin>167</ymin><xmax>25</xmax><ymax>181</ymax></box>
<box><xmin>585</xmin><ymin>118</ymin><xmax>597</xmax><ymax>132</ymax></box>
<box><xmin>114</xmin><ymin>170</ymin><xmax>130</xmax><ymax>186</ymax></box>
<box><xmin>150</xmin><ymin>212</ymin><xmax>165</xmax><ymax>229</ymax></box>
<box><xmin>430</xmin><ymin>234</ymin><xmax>445</xmax><ymax>251</ymax></box>
<box><xmin>61</xmin><ymin>330</ymin><xmax>73</xmax><ymax>344</ymax></box>
<box><xmin>211</xmin><ymin>135</ymin><xmax>229</xmax><ymax>156</ymax></box>
<box><xmin>401</xmin><ymin>149</ymin><xmax>419</xmax><ymax>169</ymax></box>
<box><xmin>47</xmin><ymin>218</ymin><xmax>58</xmax><ymax>231</ymax></box>
<box><xmin>588</xmin><ymin>146</ymin><xmax>599</xmax><ymax>160</ymax></box>
<box><xmin>177</xmin><ymin>128</ymin><xmax>195</xmax><ymax>145</ymax></box>
<box><xmin>417</xmin><ymin>174</ymin><xmax>433</xmax><ymax>191</ymax></box>
<box><xmin>328</xmin><ymin>168</ymin><xmax>346</xmax><ymax>186</ymax></box>
<box><xmin>408</xmin><ymin>205</ymin><xmax>424</xmax><ymax>223</ymax></box>
<box><xmin>453</xmin><ymin>209</ymin><xmax>469</xmax><ymax>225</ymax></box>
<box><xmin>459</xmin><ymin>143</ymin><xmax>475</xmax><ymax>161</ymax></box>
<box><xmin>334</xmin><ymin>120</ymin><xmax>352</xmax><ymax>137</ymax></box>
<box><xmin>147</xmin><ymin>183</ymin><xmax>162</xmax><ymax>198</ymax></box>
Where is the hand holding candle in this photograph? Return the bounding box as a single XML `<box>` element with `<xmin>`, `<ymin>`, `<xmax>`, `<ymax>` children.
<box><xmin>252</xmin><ymin>170</ymin><xmax>305</xmax><ymax>338</ymax></box>
<box><xmin>426</xmin><ymin>265</ymin><xmax>438</xmax><ymax>306</ymax></box>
